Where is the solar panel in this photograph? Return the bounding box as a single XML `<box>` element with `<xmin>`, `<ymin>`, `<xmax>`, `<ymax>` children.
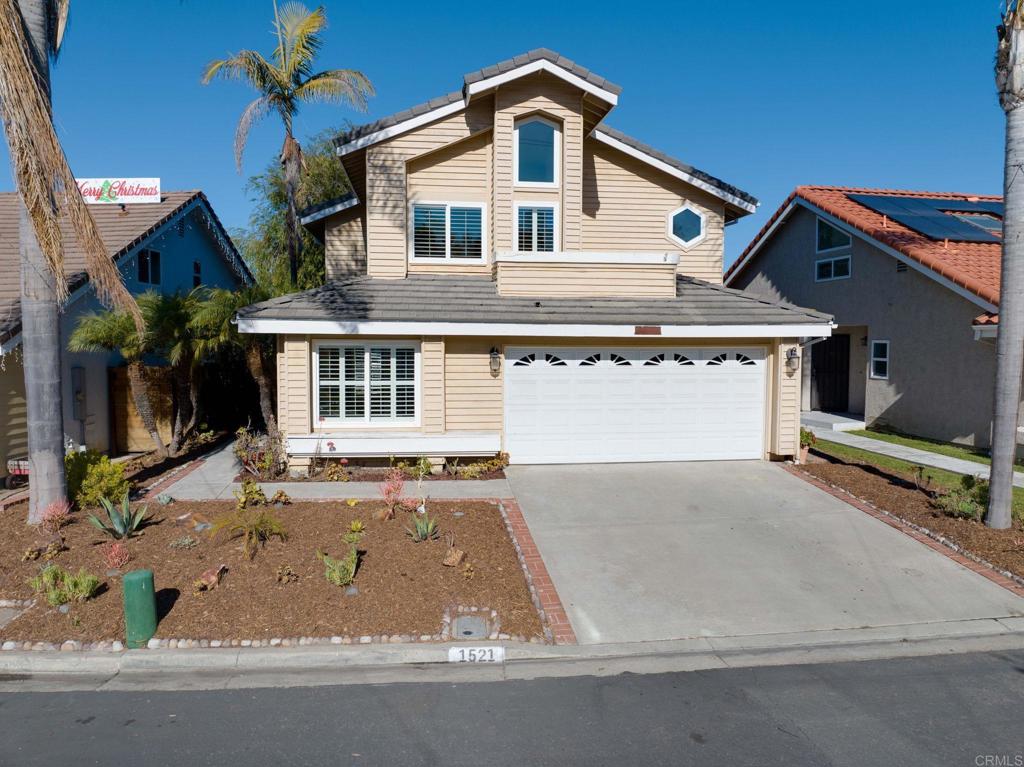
<box><xmin>848</xmin><ymin>194</ymin><xmax>1003</xmax><ymax>243</ymax></box>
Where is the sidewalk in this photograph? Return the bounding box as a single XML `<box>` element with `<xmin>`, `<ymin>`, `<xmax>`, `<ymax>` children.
<box><xmin>163</xmin><ymin>443</ymin><xmax>513</xmax><ymax>500</ymax></box>
<box><xmin>805</xmin><ymin>426</ymin><xmax>1024</xmax><ymax>488</ymax></box>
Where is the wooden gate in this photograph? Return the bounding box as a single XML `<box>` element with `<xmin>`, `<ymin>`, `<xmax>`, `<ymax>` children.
<box><xmin>109</xmin><ymin>366</ymin><xmax>174</xmax><ymax>454</ymax></box>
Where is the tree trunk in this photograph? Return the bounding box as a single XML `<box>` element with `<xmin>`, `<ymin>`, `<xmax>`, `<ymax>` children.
<box><xmin>245</xmin><ymin>342</ymin><xmax>277</xmax><ymax>436</ymax></box>
<box><xmin>183</xmin><ymin>368</ymin><xmax>201</xmax><ymax>440</ymax></box>
<box><xmin>126</xmin><ymin>360</ymin><xmax>168</xmax><ymax>460</ymax></box>
<box><xmin>168</xmin><ymin>355</ymin><xmax>194</xmax><ymax>457</ymax></box>
<box><xmin>17</xmin><ymin>0</ymin><xmax>66</xmax><ymax>525</ymax></box>
<box><xmin>281</xmin><ymin>132</ymin><xmax>303</xmax><ymax>287</ymax></box>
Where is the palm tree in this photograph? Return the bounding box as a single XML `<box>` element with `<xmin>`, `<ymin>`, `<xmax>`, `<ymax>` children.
<box><xmin>202</xmin><ymin>1</ymin><xmax>373</xmax><ymax>287</ymax></box>
<box><xmin>0</xmin><ymin>0</ymin><xmax>142</xmax><ymax>523</ymax></box>
<box><xmin>191</xmin><ymin>287</ymin><xmax>277</xmax><ymax>436</ymax></box>
<box><xmin>68</xmin><ymin>308</ymin><xmax>168</xmax><ymax>460</ymax></box>
<box><xmin>989</xmin><ymin>4</ymin><xmax>1024</xmax><ymax>529</ymax></box>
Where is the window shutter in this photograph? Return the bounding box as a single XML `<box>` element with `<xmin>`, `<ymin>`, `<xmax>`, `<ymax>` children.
<box><xmin>450</xmin><ymin>207</ymin><xmax>482</xmax><ymax>259</ymax></box>
<box><xmin>536</xmin><ymin>208</ymin><xmax>554</xmax><ymax>251</ymax></box>
<box><xmin>413</xmin><ymin>205</ymin><xmax>447</xmax><ymax>258</ymax></box>
<box><xmin>517</xmin><ymin>207</ymin><xmax>533</xmax><ymax>251</ymax></box>
<box><xmin>318</xmin><ymin>347</ymin><xmax>342</xmax><ymax>419</ymax></box>
<box><xmin>343</xmin><ymin>347</ymin><xmax>365</xmax><ymax>418</ymax></box>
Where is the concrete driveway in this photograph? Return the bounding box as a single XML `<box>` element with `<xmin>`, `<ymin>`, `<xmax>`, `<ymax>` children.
<box><xmin>506</xmin><ymin>462</ymin><xmax>1024</xmax><ymax>645</ymax></box>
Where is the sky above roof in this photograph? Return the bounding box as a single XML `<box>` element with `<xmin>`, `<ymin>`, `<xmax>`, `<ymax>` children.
<box><xmin>0</xmin><ymin>0</ymin><xmax>1003</xmax><ymax>269</ymax></box>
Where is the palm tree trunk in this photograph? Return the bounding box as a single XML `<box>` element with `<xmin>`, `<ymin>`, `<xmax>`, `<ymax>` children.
<box><xmin>245</xmin><ymin>342</ymin><xmax>277</xmax><ymax>436</ymax></box>
<box><xmin>126</xmin><ymin>359</ymin><xmax>168</xmax><ymax>460</ymax></box>
<box><xmin>169</xmin><ymin>364</ymin><xmax>190</xmax><ymax>457</ymax></box>
<box><xmin>281</xmin><ymin>132</ymin><xmax>302</xmax><ymax>287</ymax></box>
<box><xmin>17</xmin><ymin>0</ymin><xmax>66</xmax><ymax>525</ymax></box>
<box><xmin>183</xmin><ymin>368</ymin><xmax>201</xmax><ymax>440</ymax></box>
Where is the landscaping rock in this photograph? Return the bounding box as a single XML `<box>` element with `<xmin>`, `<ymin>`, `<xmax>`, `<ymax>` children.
<box><xmin>345</xmin><ymin>585</ymin><xmax>359</xmax><ymax>596</ymax></box>
<box><xmin>111</xmin><ymin>641</ymin><xmax>124</xmax><ymax>652</ymax></box>
<box><xmin>2</xmin><ymin>641</ymin><xmax>16</xmax><ymax>651</ymax></box>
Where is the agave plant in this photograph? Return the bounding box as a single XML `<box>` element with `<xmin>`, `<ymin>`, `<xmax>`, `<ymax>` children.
<box><xmin>406</xmin><ymin>513</ymin><xmax>440</xmax><ymax>543</ymax></box>
<box><xmin>87</xmin><ymin>496</ymin><xmax>148</xmax><ymax>540</ymax></box>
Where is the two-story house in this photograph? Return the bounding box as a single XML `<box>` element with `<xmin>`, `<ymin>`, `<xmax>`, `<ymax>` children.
<box><xmin>726</xmin><ymin>185</ymin><xmax>1007</xmax><ymax>450</ymax></box>
<box><xmin>238</xmin><ymin>50</ymin><xmax>833</xmax><ymax>468</ymax></box>
<box><xmin>0</xmin><ymin>190</ymin><xmax>252</xmax><ymax>484</ymax></box>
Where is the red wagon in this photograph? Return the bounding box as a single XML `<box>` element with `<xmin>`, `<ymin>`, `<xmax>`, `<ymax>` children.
<box><xmin>5</xmin><ymin>457</ymin><xmax>29</xmax><ymax>490</ymax></box>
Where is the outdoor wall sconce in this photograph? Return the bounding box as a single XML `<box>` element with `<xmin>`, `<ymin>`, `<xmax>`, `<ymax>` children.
<box><xmin>785</xmin><ymin>347</ymin><xmax>800</xmax><ymax>371</ymax></box>
<box><xmin>489</xmin><ymin>347</ymin><xmax>501</xmax><ymax>377</ymax></box>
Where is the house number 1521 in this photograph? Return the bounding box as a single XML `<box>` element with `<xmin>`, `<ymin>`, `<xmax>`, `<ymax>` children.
<box><xmin>448</xmin><ymin>646</ymin><xmax>504</xmax><ymax>663</ymax></box>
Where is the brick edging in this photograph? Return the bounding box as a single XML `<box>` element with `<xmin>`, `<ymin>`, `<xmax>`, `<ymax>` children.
<box><xmin>498</xmin><ymin>499</ymin><xmax>577</xmax><ymax>645</ymax></box>
<box><xmin>782</xmin><ymin>463</ymin><xmax>1024</xmax><ymax>599</ymax></box>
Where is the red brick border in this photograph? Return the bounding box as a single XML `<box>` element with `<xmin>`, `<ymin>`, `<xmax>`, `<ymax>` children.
<box><xmin>782</xmin><ymin>463</ymin><xmax>1024</xmax><ymax>599</ymax></box>
<box><xmin>499</xmin><ymin>498</ymin><xmax>577</xmax><ymax>645</ymax></box>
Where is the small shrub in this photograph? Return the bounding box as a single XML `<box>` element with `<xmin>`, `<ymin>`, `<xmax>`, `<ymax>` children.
<box><xmin>455</xmin><ymin>453</ymin><xmax>509</xmax><ymax>479</ymax></box>
<box><xmin>73</xmin><ymin>455</ymin><xmax>131</xmax><ymax>509</ymax></box>
<box><xmin>87</xmin><ymin>497</ymin><xmax>148</xmax><ymax>540</ymax></box>
<box><xmin>933</xmin><ymin>475</ymin><xmax>989</xmax><ymax>522</ymax></box>
<box><xmin>64</xmin><ymin>450</ymin><xmax>103</xmax><ymax>507</ymax></box>
<box><xmin>407</xmin><ymin>513</ymin><xmax>440</xmax><ymax>543</ymax></box>
<box><xmin>103</xmin><ymin>541</ymin><xmax>132</xmax><ymax>571</ymax></box>
<box><xmin>324</xmin><ymin>459</ymin><xmax>350</xmax><ymax>482</ymax></box>
<box><xmin>316</xmin><ymin>547</ymin><xmax>358</xmax><ymax>587</ymax></box>
<box><xmin>343</xmin><ymin>531</ymin><xmax>363</xmax><ymax>545</ymax></box>
<box><xmin>213</xmin><ymin>508</ymin><xmax>287</xmax><ymax>560</ymax></box>
<box><xmin>234</xmin><ymin>426</ymin><xmax>286</xmax><ymax>479</ymax></box>
<box><xmin>234</xmin><ymin>479</ymin><xmax>267</xmax><ymax>510</ymax></box>
<box><xmin>378</xmin><ymin>468</ymin><xmax>406</xmax><ymax>520</ymax></box>
<box><xmin>29</xmin><ymin>564</ymin><xmax>101</xmax><ymax>606</ymax></box>
<box><xmin>40</xmin><ymin>500</ymin><xmax>72</xmax><ymax>536</ymax></box>
<box><xmin>349</xmin><ymin>519</ymin><xmax>365</xmax><ymax>534</ymax></box>
<box><xmin>269</xmin><ymin>489</ymin><xmax>291</xmax><ymax>506</ymax></box>
<box><xmin>799</xmin><ymin>428</ymin><xmax>816</xmax><ymax>448</ymax></box>
<box><xmin>169</xmin><ymin>535</ymin><xmax>198</xmax><ymax>550</ymax></box>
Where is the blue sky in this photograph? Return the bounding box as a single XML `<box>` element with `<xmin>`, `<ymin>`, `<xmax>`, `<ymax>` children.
<box><xmin>0</xmin><ymin>0</ymin><xmax>1005</xmax><ymax>267</ymax></box>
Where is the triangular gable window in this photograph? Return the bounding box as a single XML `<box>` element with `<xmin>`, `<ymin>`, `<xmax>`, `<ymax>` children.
<box><xmin>817</xmin><ymin>219</ymin><xmax>851</xmax><ymax>252</ymax></box>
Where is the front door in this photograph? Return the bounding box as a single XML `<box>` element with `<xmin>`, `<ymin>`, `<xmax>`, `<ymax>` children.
<box><xmin>811</xmin><ymin>335</ymin><xmax>850</xmax><ymax>412</ymax></box>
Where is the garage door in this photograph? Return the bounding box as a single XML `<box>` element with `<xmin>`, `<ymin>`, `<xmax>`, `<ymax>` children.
<box><xmin>504</xmin><ymin>346</ymin><xmax>767</xmax><ymax>464</ymax></box>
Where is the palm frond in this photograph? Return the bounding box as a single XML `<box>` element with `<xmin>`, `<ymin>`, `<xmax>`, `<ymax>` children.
<box><xmin>190</xmin><ymin>287</ymin><xmax>269</xmax><ymax>359</ymax></box>
<box><xmin>295</xmin><ymin>69</ymin><xmax>373</xmax><ymax>110</ymax></box>
<box><xmin>68</xmin><ymin>309</ymin><xmax>142</xmax><ymax>359</ymax></box>
<box><xmin>48</xmin><ymin>0</ymin><xmax>70</xmax><ymax>54</ymax></box>
<box><xmin>233</xmin><ymin>96</ymin><xmax>273</xmax><ymax>172</ymax></box>
<box><xmin>202</xmin><ymin>50</ymin><xmax>277</xmax><ymax>91</ymax></box>
<box><xmin>274</xmin><ymin>3</ymin><xmax>325</xmax><ymax>79</ymax></box>
<box><xmin>140</xmin><ymin>290</ymin><xmax>200</xmax><ymax>366</ymax></box>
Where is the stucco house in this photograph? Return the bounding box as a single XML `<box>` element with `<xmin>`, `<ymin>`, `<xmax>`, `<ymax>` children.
<box><xmin>238</xmin><ymin>49</ymin><xmax>833</xmax><ymax>468</ymax></box>
<box><xmin>0</xmin><ymin>190</ymin><xmax>252</xmax><ymax>483</ymax></box>
<box><xmin>725</xmin><ymin>185</ymin><xmax>1006</xmax><ymax>449</ymax></box>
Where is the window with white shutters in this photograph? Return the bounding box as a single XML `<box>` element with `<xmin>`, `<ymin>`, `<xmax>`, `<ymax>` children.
<box><xmin>411</xmin><ymin>203</ymin><xmax>485</xmax><ymax>261</ymax></box>
<box><xmin>315</xmin><ymin>344</ymin><xmax>418</xmax><ymax>425</ymax></box>
<box><xmin>515</xmin><ymin>205</ymin><xmax>556</xmax><ymax>252</ymax></box>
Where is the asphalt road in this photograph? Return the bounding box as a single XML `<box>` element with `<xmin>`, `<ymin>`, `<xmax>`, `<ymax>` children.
<box><xmin>1</xmin><ymin>650</ymin><xmax>1022</xmax><ymax>766</ymax></box>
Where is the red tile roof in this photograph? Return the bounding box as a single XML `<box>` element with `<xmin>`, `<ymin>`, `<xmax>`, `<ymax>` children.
<box><xmin>726</xmin><ymin>185</ymin><xmax>1003</xmax><ymax>306</ymax></box>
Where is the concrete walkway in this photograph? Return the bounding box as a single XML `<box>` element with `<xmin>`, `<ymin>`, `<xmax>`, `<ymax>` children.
<box><xmin>163</xmin><ymin>443</ymin><xmax>512</xmax><ymax>500</ymax></box>
<box><xmin>804</xmin><ymin>425</ymin><xmax>1024</xmax><ymax>488</ymax></box>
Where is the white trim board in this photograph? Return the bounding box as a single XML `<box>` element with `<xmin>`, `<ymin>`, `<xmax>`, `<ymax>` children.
<box><xmin>592</xmin><ymin>130</ymin><xmax>758</xmax><ymax>214</ymax></box>
<box><xmin>337</xmin><ymin>98</ymin><xmax>468</xmax><ymax>157</ymax></box>
<box><xmin>725</xmin><ymin>198</ymin><xmax>999</xmax><ymax>313</ymax></box>
<box><xmin>495</xmin><ymin>251</ymin><xmax>679</xmax><ymax>265</ymax></box>
<box><xmin>0</xmin><ymin>332</ymin><xmax>21</xmax><ymax>356</ymax></box>
<box><xmin>237</xmin><ymin>318</ymin><xmax>833</xmax><ymax>339</ymax></box>
<box><xmin>287</xmin><ymin>431</ymin><xmax>501</xmax><ymax>457</ymax></box>
<box><xmin>299</xmin><ymin>196</ymin><xmax>360</xmax><ymax>225</ymax></box>
<box><xmin>466</xmin><ymin>59</ymin><xmax>619</xmax><ymax>106</ymax></box>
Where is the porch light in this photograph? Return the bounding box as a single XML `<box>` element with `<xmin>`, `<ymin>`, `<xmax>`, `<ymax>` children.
<box><xmin>489</xmin><ymin>347</ymin><xmax>501</xmax><ymax>377</ymax></box>
<box><xmin>785</xmin><ymin>347</ymin><xmax>800</xmax><ymax>371</ymax></box>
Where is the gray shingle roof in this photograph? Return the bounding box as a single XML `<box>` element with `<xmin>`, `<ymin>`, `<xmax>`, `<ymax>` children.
<box><xmin>595</xmin><ymin>125</ymin><xmax>759</xmax><ymax>209</ymax></box>
<box><xmin>237</xmin><ymin>274</ymin><xmax>831</xmax><ymax>327</ymax></box>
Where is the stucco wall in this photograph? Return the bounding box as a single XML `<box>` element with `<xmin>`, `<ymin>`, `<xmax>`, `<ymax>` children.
<box><xmin>731</xmin><ymin>205</ymin><xmax>997</xmax><ymax>447</ymax></box>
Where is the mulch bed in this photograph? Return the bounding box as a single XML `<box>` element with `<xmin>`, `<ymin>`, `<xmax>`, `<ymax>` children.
<box><xmin>0</xmin><ymin>499</ymin><xmax>542</xmax><ymax>645</ymax></box>
<box><xmin>236</xmin><ymin>467</ymin><xmax>507</xmax><ymax>483</ymax></box>
<box><xmin>802</xmin><ymin>451</ymin><xmax>1024</xmax><ymax>581</ymax></box>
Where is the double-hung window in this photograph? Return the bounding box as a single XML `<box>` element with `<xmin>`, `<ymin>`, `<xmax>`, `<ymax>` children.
<box><xmin>515</xmin><ymin>205</ymin><xmax>556</xmax><ymax>252</ymax></box>
<box><xmin>869</xmin><ymin>340</ymin><xmax>889</xmax><ymax>380</ymax></box>
<box><xmin>137</xmin><ymin>249</ymin><xmax>161</xmax><ymax>285</ymax></box>
<box><xmin>411</xmin><ymin>202</ymin><xmax>485</xmax><ymax>261</ymax></box>
<box><xmin>316</xmin><ymin>343</ymin><xmax>418</xmax><ymax>425</ymax></box>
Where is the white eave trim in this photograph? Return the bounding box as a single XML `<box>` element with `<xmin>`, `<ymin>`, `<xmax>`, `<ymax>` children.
<box><xmin>237</xmin><ymin>318</ymin><xmax>833</xmax><ymax>339</ymax></box>
<box><xmin>495</xmin><ymin>251</ymin><xmax>679</xmax><ymax>266</ymax></box>
<box><xmin>336</xmin><ymin>99</ymin><xmax>468</xmax><ymax>157</ymax></box>
<box><xmin>299</xmin><ymin>196</ymin><xmax>360</xmax><ymax>225</ymax></box>
<box><xmin>0</xmin><ymin>332</ymin><xmax>21</xmax><ymax>355</ymax></box>
<box><xmin>465</xmin><ymin>60</ymin><xmax>619</xmax><ymax>106</ymax></box>
<box><xmin>592</xmin><ymin>130</ymin><xmax>758</xmax><ymax>214</ymax></box>
<box><xmin>726</xmin><ymin>198</ymin><xmax>999</xmax><ymax>314</ymax></box>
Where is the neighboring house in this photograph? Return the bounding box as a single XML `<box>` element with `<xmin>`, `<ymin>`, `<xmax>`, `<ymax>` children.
<box><xmin>239</xmin><ymin>49</ymin><xmax>832</xmax><ymax>468</ymax></box>
<box><xmin>0</xmin><ymin>190</ymin><xmax>252</xmax><ymax>482</ymax></box>
<box><xmin>726</xmin><ymin>185</ymin><xmax>1007</xmax><ymax>449</ymax></box>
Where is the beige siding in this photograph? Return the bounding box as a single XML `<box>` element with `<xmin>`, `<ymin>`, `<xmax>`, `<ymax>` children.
<box><xmin>282</xmin><ymin>335</ymin><xmax>311</xmax><ymax>437</ymax></box>
<box><xmin>422</xmin><ymin>338</ymin><xmax>445</xmax><ymax>434</ymax></box>
<box><xmin>582</xmin><ymin>139</ymin><xmax>726</xmax><ymax>282</ymax></box>
<box><xmin>366</xmin><ymin>96</ymin><xmax>494</xmax><ymax>278</ymax></box>
<box><xmin>276</xmin><ymin>336</ymin><xmax>287</xmax><ymax>436</ymax></box>
<box><xmin>493</xmin><ymin>73</ymin><xmax>584</xmax><ymax>254</ymax></box>
<box><xmin>496</xmin><ymin>261</ymin><xmax>677</xmax><ymax>297</ymax></box>
<box><xmin>445</xmin><ymin>338</ymin><xmax>503</xmax><ymax>432</ymax></box>
<box><xmin>771</xmin><ymin>340</ymin><xmax>801</xmax><ymax>457</ymax></box>
<box><xmin>324</xmin><ymin>206</ymin><xmax>367</xmax><ymax>279</ymax></box>
<box><xmin>0</xmin><ymin>356</ymin><xmax>26</xmax><ymax>479</ymax></box>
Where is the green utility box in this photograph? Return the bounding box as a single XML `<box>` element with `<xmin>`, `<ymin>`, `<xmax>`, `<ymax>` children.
<box><xmin>122</xmin><ymin>569</ymin><xmax>157</xmax><ymax>649</ymax></box>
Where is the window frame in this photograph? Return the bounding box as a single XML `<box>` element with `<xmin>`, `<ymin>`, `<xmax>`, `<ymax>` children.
<box><xmin>814</xmin><ymin>255</ymin><xmax>852</xmax><ymax>282</ymax></box>
<box><xmin>192</xmin><ymin>260</ymin><xmax>202</xmax><ymax>288</ymax></box>
<box><xmin>869</xmin><ymin>339</ymin><xmax>890</xmax><ymax>381</ymax></box>
<box><xmin>407</xmin><ymin>200</ymin><xmax>487</xmax><ymax>264</ymax></box>
<box><xmin>665</xmin><ymin>202</ymin><xmax>707</xmax><ymax>250</ymax></box>
<box><xmin>512</xmin><ymin>202</ymin><xmax>560</xmax><ymax>253</ymax></box>
<box><xmin>312</xmin><ymin>340</ymin><xmax>422</xmax><ymax>429</ymax></box>
<box><xmin>513</xmin><ymin>115</ymin><xmax>561</xmax><ymax>189</ymax></box>
<box><xmin>816</xmin><ymin>217</ymin><xmax>853</xmax><ymax>254</ymax></box>
<box><xmin>137</xmin><ymin>248</ymin><xmax>161</xmax><ymax>286</ymax></box>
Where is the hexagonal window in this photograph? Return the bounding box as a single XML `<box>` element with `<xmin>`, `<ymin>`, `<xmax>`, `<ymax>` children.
<box><xmin>667</xmin><ymin>204</ymin><xmax>706</xmax><ymax>248</ymax></box>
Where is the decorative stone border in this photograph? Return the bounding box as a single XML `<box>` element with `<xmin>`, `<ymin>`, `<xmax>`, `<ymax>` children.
<box><xmin>783</xmin><ymin>463</ymin><xmax>1024</xmax><ymax>598</ymax></box>
<box><xmin>1</xmin><ymin>498</ymin><xmax>562</xmax><ymax>651</ymax></box>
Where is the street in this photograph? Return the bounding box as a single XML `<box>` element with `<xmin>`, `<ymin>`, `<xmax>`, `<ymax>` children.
<box><xmin>1</xmin><ymin>650</ymin><xmax>1022</xmax><ymax>766</ymax></box>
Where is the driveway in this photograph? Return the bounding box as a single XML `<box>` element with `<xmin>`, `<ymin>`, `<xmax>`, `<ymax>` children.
<box><xmin>506</xmin><ymin>462</ymin><xmax>1024</xmax><ymax>645</ymax></box>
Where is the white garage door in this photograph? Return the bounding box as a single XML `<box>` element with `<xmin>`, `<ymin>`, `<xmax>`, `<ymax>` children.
<box><xmin>504</xmin><ymin>346</ymin><xmax>767</xmax><ymax>464</ymax></box>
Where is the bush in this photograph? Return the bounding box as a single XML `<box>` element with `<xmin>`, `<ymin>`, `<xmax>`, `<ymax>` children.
<box><xmin>212</xmin><ymin>507</ymin><xmax>287</xmax><ymax>560</ymax></box>
<box><xmin>73</xmin><ymin>455</ymin><xmax>131</xmax><ymax>509</ymax></box>
<box><xmin>103</xmin><ymin>541</ymin><xmax>132</xmax><ymax>571</ymax></box>
<box><xmin>800</xmin><ymin>428</ymin><xmax>817</xmax><ymax>448</ymax></box>
<box><xmin>234</xmin><ymin>426</ymin><xmax>285</xmax><ymax>479</ymax></box>
<box><xmin>933</xmin><ymin>475</ymin><xmax>989</xmax><ymax>522</ymax></box>
<box><xmin>29</xmin><ymin>564</ymin><xmax>101</xmax><ymax>606</ymax></box>
<box><xmin>65</xmin><ymin>450</ymin><xmax>105</xmax><ymax>507</ymax></box>
<box><xmin>40</xmin><ymin>500</ymin><xmax>72</xmax><ymax>536</ymax></box>
<box><xmin>316</xmin><ymin>547</ymin><xmax>358</xmax><ymax>587</ymax></box>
